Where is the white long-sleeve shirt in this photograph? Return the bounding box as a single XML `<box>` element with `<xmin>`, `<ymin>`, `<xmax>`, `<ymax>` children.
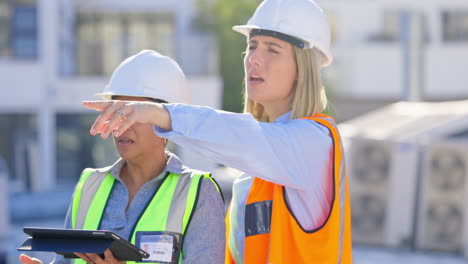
<box><xmin>154</xmin><ymin>104</ymin><xmax>333</xmax><ymax>262</ymax></box>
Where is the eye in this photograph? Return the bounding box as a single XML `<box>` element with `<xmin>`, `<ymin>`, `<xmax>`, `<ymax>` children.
<box><xmin>268</xmin><ymin>48</ymin><xmax>279</xmax><ymax>54</ymax></box>
<box><xmin>248</xmin><ymin>45</ymin><xmax>257</xmax><ymax>51</ymax></box>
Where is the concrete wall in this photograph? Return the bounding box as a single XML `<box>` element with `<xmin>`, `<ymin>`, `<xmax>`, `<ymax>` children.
<box><xmin>425</xmin><ymin>45</ymin><xmax>468</xmax><ymax>100</ymax></box>
<box><xmin>0</xmin><ymin>62</ymin><xmax>42</xmax><ymax>113</ymax></box>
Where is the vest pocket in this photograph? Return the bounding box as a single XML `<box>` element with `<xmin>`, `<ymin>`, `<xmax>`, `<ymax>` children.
<box><xmin>245</xmin><ymin>200</ymin><xmax>272</xmax><ymax>237</ymax></box>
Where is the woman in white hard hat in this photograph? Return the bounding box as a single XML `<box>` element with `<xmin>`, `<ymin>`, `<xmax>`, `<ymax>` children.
<box><xmin>19</xmin><ymin>50</ymin><xmax>225</xmax><ymax>264</ymax></box>
<box><xmin>83</xmin><ymin>0</ymin><xmax>353</xmax><ymax>263</ymax></box>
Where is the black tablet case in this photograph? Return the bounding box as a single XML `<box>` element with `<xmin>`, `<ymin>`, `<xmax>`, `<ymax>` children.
<box><xmin>18</xmin><ymin>227</ymin><xmax>149</xmax><ymax>261</ymax></box>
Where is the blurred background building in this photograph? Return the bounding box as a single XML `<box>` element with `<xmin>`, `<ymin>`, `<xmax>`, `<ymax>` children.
<box><xmin>0</xmin><ymin>0</ymin><xmax>468</xmax><ymax>263</ymax></box>
<box><xmin>0</xmin><ymin>0</ymin><xmax>222</xmax><ymax>193</ymax></box>
<box><xmin>317</xmin><ymin>0</ymin><xmax>468</xmax><ymax>121</ymax></box>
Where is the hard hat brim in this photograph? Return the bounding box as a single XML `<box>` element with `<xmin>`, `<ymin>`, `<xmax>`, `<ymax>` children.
<box><xmin>232</xmin><ymin>25</ymin><xmax>255</xmax><ymax>37</ymax></box>
<box><xmin>95</xmin><ymin>91</ymin><xmax>178</xmax><ymax>103</ymax></box>
<box><xmin>95</xmin><ymin>92</ymin><xmax>113</xmax><ymax>100</ymax></box>
<box><xmin>95</xmin><ymin>91</ymin><xmax>160</xmax><ymax>101</ymax></box>
<box><xmin>232</xmin><ymin>24</ymin><xmax>332</xmax><ymax>67</ymax></box>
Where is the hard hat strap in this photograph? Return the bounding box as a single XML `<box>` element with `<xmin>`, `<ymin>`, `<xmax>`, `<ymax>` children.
<box><xmin>250</xmin><ymin>28</ymin><xmax>305</xmax><ymax>48</ymax></box>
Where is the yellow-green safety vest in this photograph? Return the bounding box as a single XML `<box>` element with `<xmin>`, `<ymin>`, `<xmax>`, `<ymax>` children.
<box><xmin>71</xmin><ymin>168</ymin><xmax>220</xmax><ymax>264</ymax></box>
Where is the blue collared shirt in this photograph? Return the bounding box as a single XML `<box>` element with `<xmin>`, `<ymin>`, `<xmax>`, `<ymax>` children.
<box><xmin>155</xmin><ymin>104</ymin><xmax>333</xmax><ymax>262</ymax></box>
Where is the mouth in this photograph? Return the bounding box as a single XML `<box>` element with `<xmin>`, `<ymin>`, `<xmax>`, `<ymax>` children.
<box><xmin>117</xmin><ymin>137</ymin><xmax>135</xmax><ymax>145</ymax></box>
<box><xmin>247</xmin><ymin>73</ymin><xmax>265</xmax><ymax>86</ymax></box>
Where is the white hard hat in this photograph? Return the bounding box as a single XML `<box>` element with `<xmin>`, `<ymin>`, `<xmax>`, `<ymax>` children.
<box><xmin>233</xmin><ymin>0</ymin><xmax>333</xmax><ymax>67</ymax></box>
<box><xmin>96</xmin><ymin>50</ymin><xmax>189</xmax><ymax>103</ymax></box>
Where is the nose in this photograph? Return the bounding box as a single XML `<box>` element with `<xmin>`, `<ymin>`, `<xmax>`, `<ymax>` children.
<box><xmin>246</xmin><ymin>48</ymin><xmax>263</xmax><ymax>67</ymax></box>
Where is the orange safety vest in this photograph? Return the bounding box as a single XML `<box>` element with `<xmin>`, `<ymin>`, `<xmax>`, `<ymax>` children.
<box><xmin>225</xmin><ymin>114</ymin><xmax>353</xmax><ymax>264</ymax></box>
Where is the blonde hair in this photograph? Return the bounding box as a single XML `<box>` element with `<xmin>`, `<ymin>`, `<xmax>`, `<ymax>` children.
<box><xmin>243</xmin><ymin>47</ymin><xmax>327</xmax><ymax>122</ymax></box>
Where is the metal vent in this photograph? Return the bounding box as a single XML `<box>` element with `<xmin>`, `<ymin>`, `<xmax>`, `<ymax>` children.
<box><xmin>350</xmin><ymin>139</ymin><xmax>392</xmax><ymax>245</ymax></box>
<box><xmin>429</xmin><ymin>150</ymin><xmax>465</xmax><ymax>192</ymax></box>
<box><xmin>352</xmin><ymin>141</ymin><xmax>391</xmax><ymax>183</ymax></box>
<box><xmin>417</xmin><ymin>143</ymin><xmax>468</xmax><ymax>252</ymax></box>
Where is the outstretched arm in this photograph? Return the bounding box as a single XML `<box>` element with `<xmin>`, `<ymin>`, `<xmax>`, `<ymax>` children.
<box><xmin>83</xmin><ymin>101</ymin><xmax>331</xmax><ymax>190</ymax></box>
<box><xmin>82</xmin><ymin>100</ymin><xmax>171</xmax><ymax>138</ymax></box>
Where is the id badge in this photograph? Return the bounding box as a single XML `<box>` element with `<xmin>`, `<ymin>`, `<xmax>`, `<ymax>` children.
<box><xmin>135</xmin><ymin>231</ymin><xmax>182</xmax><ymax>263</ymax></box>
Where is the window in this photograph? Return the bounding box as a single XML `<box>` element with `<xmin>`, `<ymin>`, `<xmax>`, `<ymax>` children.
<box><xmin>0</xmin><ymin>2</ymin><xmax>11</xmax><ymax>57</ymax></box>
<box><xmin>0</xmin><ymin>113</ymin><xmax>119</xmax><ymax>190</ymax></box>
<box><xmin>382</xmin><ymin>9</ymin><xmax>401</xmax><ymax>41</ymax></box>
<box><xmin>443</xmin><ymin>10</ymin><xmax>468</xmax><ymax>42</ymax></box>
<box><xmin>0</xmin><ymin>114</ymin><xmax>37</xmax><ymax>192</ymax></box>
<box><xmin>56</xmin><ymin>114</ymin><xmax>118</xmax><ymax>184</ymax></box>
<box><xmin>326</xmin><ymin>11</ymin><xmax>338</xmax><ymax>45</ymax></box>
<box><xmin>76</xmin><ymin>12</ymin><xmax>175</xmax><ymax>76</ymax></box>
<box><xmin>367</xmin><ymin>9</ymin><xmax>402</xmax><ymax>42</ymax></box>
<box><xmin>0</xmin><ymin>0</ymin><xmax>37</xmax><ymax>59</ymax></box>
<box><xmin>12</xmin><ymin>5</ymin><xmax>37</xmax><ymax>58</ymax></box>
<box><xmin>368</xmin><ymin>10</ymin><xmax>429</xmax><ymax>43</ymax></box>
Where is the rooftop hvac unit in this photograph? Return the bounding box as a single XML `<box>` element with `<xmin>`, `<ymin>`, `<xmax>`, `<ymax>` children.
<box><xmin>349</xmin><ymin>138</ymin><xmax>419</xmax><ymax>247</ymax></box>
<box><xmin>350</xmin><ymin>138</ymin><xmax>391</xmax><ymax>245</ymax></box>
<box><xmin>416</xmin><ymin>141</ymin><xmax>468</xmax><ymax>253</ymax></box>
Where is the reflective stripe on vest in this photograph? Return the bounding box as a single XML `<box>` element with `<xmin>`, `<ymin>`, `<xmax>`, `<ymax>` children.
<box><xmin>225</xmin><ymin>113</ymin><xmax>353</xmax><ymax>264</ymax></box>
<box><xmin>72</xmin><ymin>169</ymin><xmax>209</xmax><ymax>264</ymax></box>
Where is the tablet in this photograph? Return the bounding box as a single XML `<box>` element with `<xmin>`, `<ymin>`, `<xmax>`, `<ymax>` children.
<box><xmin>18</xmin><ymin>227</ymin><xmax>149</xmax><ymax>261</ymax></box>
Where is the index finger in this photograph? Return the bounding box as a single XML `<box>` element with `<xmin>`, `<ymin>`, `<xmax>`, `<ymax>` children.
<box><xmin>82</xmin><ymin>101</ymin><xmax>114</xmax><ymax>112</ymax></box>
<box><xmin>89</xmin><ymin>101</ymin><xmax>126</xmax><ymax>136</ymax></box>
<box><xmin>19</xmin><ymin>254</ymin><xmax>42</xmax><ymax>264</ymax></box>
<box><xmin>87</xmin><ymin>253</ymin><xmax>104</xmax><ymax>264</ymax></box>
<box><xmin>74</xmin><ymin>252</ymin><xmax>94</xmax><ymax>263</ymax></box>
<box><xmin>103</xmin><ymin>249</ymin><xmax>122</xmax><ymax>263</ymax></box>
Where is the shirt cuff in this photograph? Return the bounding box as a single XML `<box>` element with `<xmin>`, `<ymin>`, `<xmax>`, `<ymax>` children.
<box><xmin>153</xmin><ymin>103</ymin><xmax>186</xmax><ymax>138</ymax></box>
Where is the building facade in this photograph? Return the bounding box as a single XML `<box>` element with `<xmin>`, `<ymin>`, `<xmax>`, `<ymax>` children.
<box><xmin>317</xmin><ymin>0</ymin><xmax>468</xmax><ymax>121</ymax></box>
<box><xmin>0</xmin><ymin>0</ymin><xmax>222</xmax><ymax>193</ymax></box>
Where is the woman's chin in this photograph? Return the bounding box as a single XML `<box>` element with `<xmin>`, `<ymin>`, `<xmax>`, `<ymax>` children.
<box><xmin>117</xmin><ymin>150</ymin><xmax>137</xmax><ymax>161</ymax></box>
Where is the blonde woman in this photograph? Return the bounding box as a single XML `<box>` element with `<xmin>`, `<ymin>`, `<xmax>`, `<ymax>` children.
<box><xmin>84</xmin><ymin>0</ymin><xmax>353</xmax><ymax>263</ymax></box>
